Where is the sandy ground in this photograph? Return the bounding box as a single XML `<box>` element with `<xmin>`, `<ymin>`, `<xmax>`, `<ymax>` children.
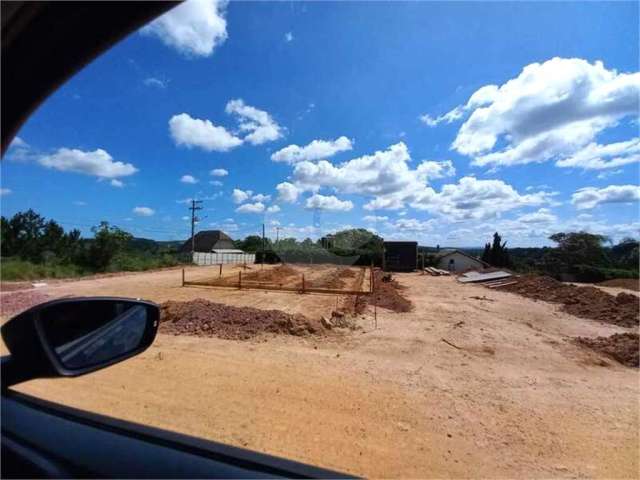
<box><xmin>4</xmin><ymin>270</ymin><xmax>639</xmax><ymax>478</ymax></box>
<box><xmin>0</xmin><ymin>264</ymin><xmax>367</xmax><ymax>322</ymax></box>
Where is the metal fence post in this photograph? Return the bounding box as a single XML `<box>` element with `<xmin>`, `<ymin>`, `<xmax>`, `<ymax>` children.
<box><xmin>239</xmin><ymin>271</ymin><xmax>242</xmax><ymax>289</ymax></box>
<box><xmin>182</xmin><ymin>268</ymin><xmax>185</xmax><ymax>287</ymax></box>
<box><xmin>302</xmin><ymin>274</ymin><xmax>305</xmax><ymax>293</ymax></box>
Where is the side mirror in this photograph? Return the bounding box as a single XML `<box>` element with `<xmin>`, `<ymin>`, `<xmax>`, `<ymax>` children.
<box><xmin>1</xmin><ymin>297</ymin><xmax>159</xmax><ymax>389</ymax></box>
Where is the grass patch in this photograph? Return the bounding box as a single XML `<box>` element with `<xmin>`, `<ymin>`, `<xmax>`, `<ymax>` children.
<box><xmin>1</xmin><ymin>258</ymin><xmax>86</xmax><ymax>281</ymax></box>
<box><xmin>2</xmin><ymin>253</ymin><xmax>189</xmax><ymax>282</ymax></box>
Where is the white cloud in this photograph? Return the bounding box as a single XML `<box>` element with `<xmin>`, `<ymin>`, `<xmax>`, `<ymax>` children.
<box><xmin>143</xmin><ymin>77</ymin><xmax>168</xmax><ymax>89</ymax></box>
<box><xmin>9</xmin><ymin>136</ymin><xmax>28</xmax><ymax>149</ymax></box>
<box><xmin>271</xmin><ymin>136</ymin><xmax>353</xmax><ymax>164</ymax></box>
<box><xmin>252</xmin><ymin>193</ymin><xmax>271</xmax><ymax>202</ymax></box>
<box><xmin>448</xmin><ymin>58</ymin><xmax>639</xmax><ymax>168</ymax></box>
<box><xmin>516</xmin><ymin>208</ymin><xmax>558</xmax><ymax>224</ymax></box>
<box><xmin>387</xmin><ymin>218</ymin><xmax>437</xmax><ymax>233</ymax></box>
<box><xmin>236</xmin><ymin>202</ymin><xmax>265</xmax><ymax>213</ymax></box>
<box><xmin>363</xmin><ymin>215</ymin><xmax>388</xmax><ymax>222</ymax></box>
<box><xmin>210</xmin><ymin>180</ymin><xmax>223</xmax><ymax>186</ymax></box>
<box><xmin>596</xmin><ymin>169</ymin><xmax>624</xmax><ymax>180</ymax></box>
<box><xmin>110</xmin><ymin>179</ymin><xmax>124</xmax><ymax>188</ymax></box>
<box><xmin>416</xmin><ymin>176</ymin><xmax>555</xmax><ymax>221</ymax></box>
<box><xmin>210</xmin><ymin>168</ymin><xmax>228</xmax><ymax>176</ymax></box>
<box><xmin>225</xmin><ymin>99</ymin><xmax>283</xmax><ymax>145</ymax></box>
<box><xmin>180</xmin><ymin>174</ymin><xmax>198</xmax><ymax>184</ymax></box>
<box><xmin>169</xmin><ymin>113</ymin><xmax>242</xmax><ymax>152</ymax></box>
<box><xmin>304</xmin><ymin>194</ymin><xmax>353</xmax><ymax>211</ymax></box>
<box><xmin>132</xmin><ymin>206</ymin><xmax>155</xmax><ymax>216</ymax></box>
<box><xmin>37</xmin><ymin>148</ymin><xmax>138</xmax><ymax>179</ymax></box>
<box><xmin>415</xmin><ymin>160</ymin><xmax>456</xmax><ymax>179</ymax></box>
<box><xmin>420</xmin><ymin>85</ymin><xmax>499</xmax><ymax>127</ymax></box>
<box><xmin>291</xmin><ymin>142</ymin><xmax>455</xmax><ymax>211</ymax></box>
<box><xmin>6</xmin><ymin>137</ymin><xmax>34</xmax><ymax>162</ymax></box>
<box><xmin>571</xmin><ymin>184</ymin><xmax>640</xmax><ymax>210</ymax></box>
<box><xmin>1</xmin><ymin>188</ymin><xmax>12</xmax><ymax>196</ymax></box>
<box><xmin>232</xmin><ymin>188</ymin><xmax>252</xmax><ymax>204</ymax></box>
<box><xmin>73</xmin><ymin>200</ymin><xmax>87</xmax><ymax>206</ymax></box>
<box><xmin>266</xmin><ymin>205</ymin><xmax>281</xmax><ymax>213</ymax></box>
<box><xmin>284</xmin><ymin>32</ymin><xmax>293</xmax><ymax>42</ymax></box>
<box><xmin>276</xmin><ymin>182</ymin><xmax>301</xmax><ymax>203</ymax></box>
<box><xmin>141</xmin><ymin>0</ymin><xmax>228</xmax><ymax>57</ymax></box>
<box><xmin>555</xmin><ymin>138</ymin><xmax>639</xmax><ymax>170</ymax></box>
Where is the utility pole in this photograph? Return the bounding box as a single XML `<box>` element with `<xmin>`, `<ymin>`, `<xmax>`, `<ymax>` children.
<box><xmin>261</xmin><ymin>223</ymin><xmax>266</xmax><ymax>268</ymax></box>
<box><xmin>189</xmin><ymin>199</ymin><xmax>203</xmax><ymax>253</ymax></box>
<box><xmin>274</xmin><ymin>226</ymin><xmax>282</xmax><ymax>243</ymax></box>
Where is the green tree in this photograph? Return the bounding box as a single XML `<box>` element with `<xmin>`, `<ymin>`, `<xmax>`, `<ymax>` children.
<box><xmin>85</xmin><ymin>222</ymin><xmax>132</xmax><ymax>271</ymax></box>
<box><xmin>547</xmin><ymin>231</ymin><xmax>609</xmax><ymax>268</ymax></box>
<box><xmin>610</xmin><ymin>237</ymin><xmax>639</xmax><ymax>270</ymax></box>
<box><xmin>1</xmin><ymin>215</ymin><xmax>16</xmax><ymax>257</ymax></box>
<box><xmin>238</xmin><ymin>235</ymin><xmax>269</xmax><ymax>252</ymax></box>
<box><xmin>482</xmin><ymin>232</ymin><xmax>512</xmax><ymax>267</ymax></box>
<box><xmin>331</xmin><ymin>228</ymin><xmax>383</xmax><ymax>250</ymax></box>
<box><xmin>6</xmin><ymin>209</ymin><xmax>47</xmax><ymax>261</ymax></box>
<box><xmin>481</xmin><ymin>242</ymin><xmax>491</xmax><ymax>264</ymax></box>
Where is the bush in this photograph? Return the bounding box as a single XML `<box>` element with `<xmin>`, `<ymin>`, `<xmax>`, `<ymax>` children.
<box><xmin>1</xmin><ymin>258</ymin><xmax>85</xmax><ymax>281</ymax></box>
<box><xmin>107</xmin><ymin>252</ymin><xmax>186</xmax><ymax>272</ymax></box>
<box><xmin>568</xmin><ymin>264</ymin><xmax>638</xmax><ymax>283</ymax></box>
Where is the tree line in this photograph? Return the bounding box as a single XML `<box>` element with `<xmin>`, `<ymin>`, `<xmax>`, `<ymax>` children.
<box><xmin>1</xmin><ymin>209</ymin><xmax>187</xmax><ymax>279</ymax></box>
<box><xmin>235</xmin><ymin>228</ymin><xmax>384</xmax><ymax>266</ymax></box>
<box><xmin>474</xmin><ymin>230</ymin><xmax>638</xmax><ymax>281</ymax></box>
<box><xmin>2</xmin><ymin>209</ymin><xmax>637</xmax><ymax>282</ymax></box>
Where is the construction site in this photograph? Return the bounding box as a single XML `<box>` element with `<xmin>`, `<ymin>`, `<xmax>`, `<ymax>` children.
<box><xmin>0</xmin><ymin>260</ymin><xmax>638</xmax><ymax>478</ymax></box>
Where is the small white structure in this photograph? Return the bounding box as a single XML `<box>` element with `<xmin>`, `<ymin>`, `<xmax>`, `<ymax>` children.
<box><xmin>433</xmin><ymin>249</ymin><xmax>487</xmax><ymax>272</ymax></box>
<box><xmin>192</xmin><ymin>250</ymin><xmax>255</xmax><ymax>266</ymax></box>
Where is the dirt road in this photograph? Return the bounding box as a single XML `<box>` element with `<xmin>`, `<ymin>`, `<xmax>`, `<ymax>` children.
<box><xmin>7</xmin><ymin>271</ymin><xmax>639</xmax><ymax>478</ymax></box>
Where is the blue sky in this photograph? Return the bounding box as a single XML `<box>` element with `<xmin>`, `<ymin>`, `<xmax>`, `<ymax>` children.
<box><xmin>2</xmin><ymin>0</ymin><xmax>639</xmax><ymax>246</ymax></box>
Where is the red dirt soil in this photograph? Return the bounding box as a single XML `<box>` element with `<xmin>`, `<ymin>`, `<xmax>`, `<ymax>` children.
<box><xmin>356</xmin><ymin>270</ymin><xmax>413</xmax><ymax>313</ymax></box>
<box><xmin>502</xmin><ymin>276</ymin><xmax>639</xmax><ymax>328</ymax></box>
<box><xmin>576</xmin><ymin>333</ymin><xmax>639</xmax><ymax>368</ymax></box>
<box><xmin>241</xmin><ymin>264</ymin><xmax>299</xmax><ymax>284</ymax></box>
<box><xmin>159</xmin><ymin>299</ymin><xmax>327</xmax><ymax>340</ymax></box>
<box><xmin>307</xmin><ymin>268</ymin><xmax>357</xmax><ymax>289</ymax></box>
<box><xmin>1</xmin><ymin>291</ymin><xmax>50</xmax><ymax>317</ymax></box>
<box><xmin>598</xmin><ymin>278</ymin><xmax>639</xmax><ymax>292</ymax></box>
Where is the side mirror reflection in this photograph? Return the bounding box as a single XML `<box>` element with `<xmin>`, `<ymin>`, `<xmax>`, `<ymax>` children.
<box><xmin>1</xmin><ymin>297</ymin><xmax>159</xmax><ymax>388</ymax></box>
<box><xmin>39</xmin><ymin>301</ymin><xmax>153</xmax><ymax>370</ymax></box>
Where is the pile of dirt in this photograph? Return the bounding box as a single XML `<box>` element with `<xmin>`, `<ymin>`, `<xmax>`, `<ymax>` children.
<box><xmin>0</xmin><ymin>291</ymin><xmax>50</xmax><ymax>317</ymax></box>
<box><xmin>356</xmin><ymin>270</ymin><xmax>413</xmax><ymax>313</ymax></box>
<box><xmin>242</xmin><ymin>264</ymin><xmax>299</xmax><ymax>284</ymax></box>
<box><xmin>308</xmin><ymin>268</ymin><xmax>350</xmax><ymax>289</ymax></box>
<box><xmin>159</xmin><ymin>299</ymin><xmax>327</xmax><ymax>340</ymax></box>
<box><xmin>502</xmin><ymin>276</ymin><xmax>639</xmax><ymax>328</ymax></box>
<box><xmin>575</xmin><ymin>333</ymin><xmax>639</xmax><ymax>368</ymax></box>
<box><xmin>598</xmin><ymin>278</ymin><xmax>639</xmax><ymax>292</ymax></box>
<box><xmin>340</xmin><ymin>268</ymin><xmax>357</xmax><ymax>278</ymax></box>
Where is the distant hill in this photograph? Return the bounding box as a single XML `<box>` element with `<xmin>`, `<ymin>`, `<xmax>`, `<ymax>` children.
<box><xmin>127</xmin><ymin>237</ymin><xmax>185</xmax><ymax>253</ymax></box>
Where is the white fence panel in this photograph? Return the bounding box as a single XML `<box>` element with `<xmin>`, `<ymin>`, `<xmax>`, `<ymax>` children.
<box><xmin>192</xmin><ymin>252</ymin><xmax>256</xmax><ymax>266</ymax></box>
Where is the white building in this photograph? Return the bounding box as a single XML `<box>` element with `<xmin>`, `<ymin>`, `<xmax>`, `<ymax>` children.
<box><xmin>433</xmin><ymin>249</ymin><xmax>488</xmax><ymax>272</ymax></box>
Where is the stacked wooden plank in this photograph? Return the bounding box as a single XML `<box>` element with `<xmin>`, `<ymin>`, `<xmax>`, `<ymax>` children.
<box><xmin>457</xmin><ymin>271</ymin><xmax>512</xmax><ymax>284</ymax></box>
<box><xmin>484</xmin><ymin>279</ymin><xmax>518</xmax><ymax>288</ymax></box>
<box><xmin>424</xmin><ymin>267</ymin><xmax>451</xmax><ymax>276</ymax></box>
